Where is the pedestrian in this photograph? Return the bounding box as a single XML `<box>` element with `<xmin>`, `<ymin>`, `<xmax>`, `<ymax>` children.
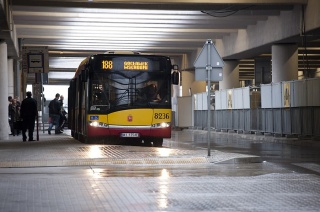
<box><xmin>20</xmin><ymin>92</ymin><xmax>38</xmax><ymax>142</ymax></box>
<box><xmin>14</xmin><ymin>98</ymin><xmax>22</xmax><ymax>135</ymax></box>
<box><xmin>48</xmin><ymin>93</ymin><xmax>62</xmax><ymax>134</ymax></box>
<box><xmin>59</xmin><ymin>95</ymin><xmax>67</xmax><ymax>131</ymax></box>
<box><xmin>15</xmin><ymin>96</ymin><xmax>21</xmax><ymax>107</ymax></box>
<box><xmin>9</xmin><ymin>99</ymin><xmax>21</xmax><ymax>136</ymax></box>
<box><xmin>8</xmin><ymin>96</ymin><xmax>13</xmax><ymax>135</ymax></box>
<box><xmin>14</xmin><ymin>96</ymin><xmax>22</xmax><ymax>135</ymax></box>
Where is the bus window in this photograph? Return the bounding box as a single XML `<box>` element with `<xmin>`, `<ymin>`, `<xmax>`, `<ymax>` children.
<box><xmin>91</xmin><ymin>82</ymin><xmax>110</xmax><ymax>110</ymax></box>
<box><xmin>138</xmin><ymin>82</ymin><xmax>161</xmax><ymax>102</ymax></box>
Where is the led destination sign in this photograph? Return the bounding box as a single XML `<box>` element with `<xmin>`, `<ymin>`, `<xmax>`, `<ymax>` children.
<box><xmin>101</xmin><ymin>60</ymin><xmax>149</xmax><ymax>71</ymax></box>
<box><xmin>124</xmin><ymin>61</ymin><xmax>148</xmax><ymax>70</ymax></box>
<box><xmin>95</xmin><ymin>55</ymin><xmax>165</xmax><ymax>72</ymax></box>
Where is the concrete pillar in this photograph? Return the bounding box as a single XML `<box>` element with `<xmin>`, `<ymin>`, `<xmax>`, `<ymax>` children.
<box><xmin>181</xmin><ymin>71</ymin><xmax>194</xmax><ymax>96</ymax></box>
<box><xmin>8</xmin><ymin>59</ymin><xmax>14</xmax><ymax>97</ymax></box>
<box><xmin>219</xmin><ymin>60</ymin><xmax>240</xmax><ymax>90</ymax></box>
<box><xmin>272</xmin><ymin>44</ymin><xmax>298</xmax><ymax>83</ymax></box>
<box><xmin>15</xmin><ymin>60</ymin><xmax>22</xmax><ymax>99</ymax></box>
<box><xmin>0</xmin><ymin>42</ymin><xmax>9</xmax><ymax>140</ymax></box>
<box><xmin>254</xmin><ymin>57</ymin><xmax>272</xmax><ymax>86</ymax></box>
<box><xmin>215</xmin><ymin>39</ymin><xmax>225</xmax><ymax>57</ymax></box>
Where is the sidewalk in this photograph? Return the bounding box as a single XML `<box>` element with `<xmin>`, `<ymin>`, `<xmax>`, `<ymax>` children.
<box><xmin>182</xmin><ymin>128</ymin><xmax>320</xmax><ymax>146</ymax></box>
<box><xmin>0</xmin><ymin>130</ymin><xmax>260</xmax><ymax>168</ymax></box>
<box><xmin>1</xmin><ymin>130</ymin><xmax>319</xmax><ymax>212</ymax></box>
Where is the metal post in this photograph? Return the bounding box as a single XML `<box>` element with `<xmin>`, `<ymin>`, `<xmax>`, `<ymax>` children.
<box><xmin>41</xmin><ymin>73</ymin><xmax>45</xmax><ymax>133</ymax></box>
<box><xmin>207</xmin><ymin>40</ymin><xmax>212</xmax><ymax>157</ymax></box>
<box><xmin>194</xmin><ymin>39</ymin><xmax>224</xmax><ymax>156</ymax></box>
<box><xmin>35</xmin><ymin>73</ymin><xmax>39</xmax><ymax>141</ymax></box>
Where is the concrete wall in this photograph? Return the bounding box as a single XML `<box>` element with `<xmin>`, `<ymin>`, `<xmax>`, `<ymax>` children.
<box><xmin>305</xmin><ymin>0</ymin><xmax>320</xmax><ymax>32</ymax></box>
<box><xmin>222</xmin><ymin>5</ymin><xmax>301</xmax><ymax>58</ymax></box>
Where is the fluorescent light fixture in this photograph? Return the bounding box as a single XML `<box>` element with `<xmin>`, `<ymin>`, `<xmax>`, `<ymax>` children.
<box><xmin>50</xmin><ymin>57</ymin><xmax>85</xmax><ymax>69</ymax></box>
<box><xmin>48</xmin><ymin>72</ymin><xmax>75</xmax><ymax>79</ymax></box>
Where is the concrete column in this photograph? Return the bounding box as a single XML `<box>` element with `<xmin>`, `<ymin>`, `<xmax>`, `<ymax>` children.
<box><xmin>0</xmin><ymin>42</ymin><xmax>9</xmax><ymax>140</ymax></box>
<box><xmin>254</xmin><ymin>57</ymin><xmax>272</xmax><ymax>86</ymax></box>
<box><xmin>219</xmin><ymin>60</ymin><xmax>240</xmax><ymax>90</ymax></box>
<box><xmin>8</xmin><ymin>59</ymin><xmax>14</xmax><ymax>97</ymax></box>
<box><xmin>215</xmin><ymin>39</ymin><xmax>225</xmax><ymax>57</ymax></box>
<box><xmin>181</xmin><ymin>71</ymin><xmax>194</xmax><ymax>96</ymax></box>
<box><xmin>272</xmin><ymin>44</ymin><xmax>298</xmax><ymax>83</ymax></box>
<box><xmin>15</xmin><ymin>60</ymin><xmax>22</xmax><ymax>99</ymax></box>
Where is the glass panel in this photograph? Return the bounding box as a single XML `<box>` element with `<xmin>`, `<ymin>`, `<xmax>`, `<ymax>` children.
<box><xmin>89</xmin><ymin>70</ymin><xmax>170</xmax><ymax>112</ymax></box>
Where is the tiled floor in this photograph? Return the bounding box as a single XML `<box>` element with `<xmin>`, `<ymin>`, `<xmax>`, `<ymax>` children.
<box><xmin>0</xmin><ymin>131</ymin><xmax>259</xmax><ymax>168</ymax></box>
<box><xmin>0</xmin><ymin>167</ymin><xmax>319</xmax><ymax>212</ymax></box>
<box><xmin>0</xmin><ymin>130</ymin><xmax>319</xmax><ymax>211</ymax></box>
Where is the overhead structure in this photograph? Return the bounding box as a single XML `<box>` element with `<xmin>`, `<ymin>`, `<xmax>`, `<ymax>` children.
<box><xmin>1</xmin><ymin>0</ymin><xmax>319</xmax><ymax>85</ymax></box>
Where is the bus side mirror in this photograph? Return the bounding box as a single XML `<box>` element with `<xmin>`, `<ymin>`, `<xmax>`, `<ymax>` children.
<box><xmin>81</xmin><ymin>69</ymin><xmax>88</xmax><ymax>82</ymax></box>
<box><xmin>171</xmin><ymin>65</ymin><xmax>179</xmax><ymax>85</ymax></box>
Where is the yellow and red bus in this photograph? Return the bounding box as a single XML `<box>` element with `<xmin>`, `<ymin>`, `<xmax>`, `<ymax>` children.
<box><xmin>68</xmin><ymin>52</ymin><xmax>175</xmax><ymax>147</ymax></box>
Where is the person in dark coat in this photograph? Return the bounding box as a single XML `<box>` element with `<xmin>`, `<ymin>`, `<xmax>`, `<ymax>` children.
<box><xmin>8</xmin><ymin>96</ymin><xmax>13</xmax><ymax>135</ymax></box>
<box><xmin>9</xmin><ymin>99</ymin><xmax>21</xmax><ymax>136</ymax></box>
<box><xmin>58</xmin><ymin>95</ymin><xmax>67</xmax><ymax>131</ymax></box>
<box><xmin>48</xmin><ymin>93</ymin><xmax>62</xmax><ymax>134</ymax></box>
<box><xmin>20</xmin><ymin>91</ymin><xmax>38</xmax><ymax>142</ymax></box>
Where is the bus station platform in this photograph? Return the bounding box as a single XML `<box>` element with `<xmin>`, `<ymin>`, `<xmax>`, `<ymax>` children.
<box><xmin>1</xmin><ymin>130</ymin><xmax>320</xmax><ymax>212</ymax></box>
<box><xmin>0</xmin><ymin>130</ymin><xmax>260</xmax><ymax>168</ymax></box>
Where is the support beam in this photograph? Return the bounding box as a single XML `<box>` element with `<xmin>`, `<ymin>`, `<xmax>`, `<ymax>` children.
<box><xmin>11</xmin><ymin>0</ymin><xmax>307</xmax><ymax>10</ymax></box>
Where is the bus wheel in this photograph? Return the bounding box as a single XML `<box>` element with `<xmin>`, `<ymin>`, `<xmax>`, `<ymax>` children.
<box><xmin>143</xmin><ymin>139</ymin><xmax>152</xmax><ymax>147</ymax></box>
<box><xmin>153</xmin><ymin>138</ymin><xmax>163</xmax><ymax>147</ymax></box>
<box><xmin>129</xmin><ymin>138</ymin><xmax>142</xmax><ymax>146</ymax></box>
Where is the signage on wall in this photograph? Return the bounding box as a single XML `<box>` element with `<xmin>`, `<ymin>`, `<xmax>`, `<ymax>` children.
<box><xmin>283</xmin><ymin>82</ymin><xmax>290</xmax><ymax>107</ymax></box>
<box><xmin>22</xmin><ymin>46</ymin><xmax>49</xmax><ymax>73</ymax></box>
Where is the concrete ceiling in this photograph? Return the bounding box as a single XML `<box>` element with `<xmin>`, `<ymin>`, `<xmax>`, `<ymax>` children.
<box><xmin>2</xmin><ymin>0</ymin><xmax>318</xmax><ymax>84</ymax></box>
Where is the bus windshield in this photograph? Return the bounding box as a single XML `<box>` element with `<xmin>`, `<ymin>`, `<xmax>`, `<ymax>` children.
<box><xmin>89</xmin><ymin>70</ymin><xmax>171</xmax><ymax>112</ymax></box>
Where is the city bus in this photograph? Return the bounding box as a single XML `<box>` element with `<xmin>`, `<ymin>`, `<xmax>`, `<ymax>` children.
<box><xmin>68</xmin><ymin>52</ymin><xmax>176</xmax><ymax>147</ymax></box>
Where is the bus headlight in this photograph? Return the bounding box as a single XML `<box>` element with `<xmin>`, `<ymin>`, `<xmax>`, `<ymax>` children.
<box><xmin>90</xmin><ymin>121</ymin><xmax>99</xmax><ymax>127</ymax></box>
<box><xmin>152</xmin><ymin>122</ymin><xmax>170</xmax><ymax>128</ymax></box>
<box><xmin>89</xmin><ymin>121</ymin><xmax>108</xmax><ymax>128</ymax></box>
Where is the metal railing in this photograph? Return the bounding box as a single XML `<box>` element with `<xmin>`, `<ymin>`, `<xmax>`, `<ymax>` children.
<box><xmin>193</xmin><ymin>107</ymin><xmax>320</xmax><ymax>137</ymax></box>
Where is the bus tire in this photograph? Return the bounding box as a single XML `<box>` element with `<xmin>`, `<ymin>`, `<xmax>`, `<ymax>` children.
<box><xmin>143</xmin><ymin>139</ymin><xmax>152</xmax><ymax>147</ymax></box>
<box><xmin>153</xmin><ymin>138</ymin><xmax>163</xmax><ymax>147</ymax></box>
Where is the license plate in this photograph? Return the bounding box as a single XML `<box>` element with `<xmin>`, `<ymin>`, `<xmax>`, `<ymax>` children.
<box><xmin>120</xmin><ymin>133</ymin><xmax>140</xmax><ymax>138</ymax></box>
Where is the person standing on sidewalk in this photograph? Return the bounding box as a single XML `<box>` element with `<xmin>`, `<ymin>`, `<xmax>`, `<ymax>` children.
<box><xmin>20</xmin><ymin>92</ymin><xmax>38</xmax><ymax>142</ymax></box>
<box><xmin>59</xmin><ymin>95</ymin><xmax>67</xmax><ymax>131</ymax></box>
<box><xmin>48</xmin><ymin>93</ymin><xmax>62</xmax><ymax>135</ymax></box>
<box><xmin>8</xmin><ymin>96</ymin><xmax>13</xmax><ymax>135</ymax></box>
<box><xmin>9</xmin><ymin>99</ymin><xmax>21</xmax><ymax>136</ymax></box>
